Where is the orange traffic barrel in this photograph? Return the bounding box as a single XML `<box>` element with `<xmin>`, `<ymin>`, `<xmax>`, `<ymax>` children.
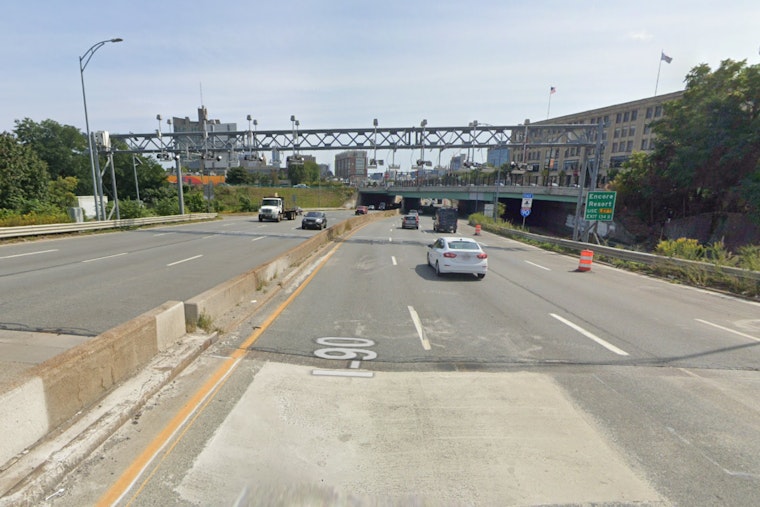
<box><xmin>474</xmin><ymin>224</ymin><xmax>481</xmax><ymax>235</ymax></box>
<box><xmin>577</xmin><ymin>249</ymin><xmax>594</xmax><ymax>271</ymax></box>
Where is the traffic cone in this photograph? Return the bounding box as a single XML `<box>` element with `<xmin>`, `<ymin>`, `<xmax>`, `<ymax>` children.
<box><xmin>474</xmin><ymin>224</ymin><xmax>481</xmax><ymax>235</ymax></box>
<box><xmin>577</xmin><ymin>249</ymin><xmax>594</xmax><ymax>271</ymax></box>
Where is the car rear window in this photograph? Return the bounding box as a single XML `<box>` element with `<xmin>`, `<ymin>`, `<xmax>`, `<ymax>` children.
<box><xmin>447</xmin><ymin>240</ymin><xmax>479</xmax><ymax>250</ymax></box>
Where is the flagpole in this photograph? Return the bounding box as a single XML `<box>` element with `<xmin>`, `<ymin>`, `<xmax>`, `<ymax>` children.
<box><xmin>655</xmin><ymin>49</ymin><xmax>663</xmax><ymax>96</ymax></box>
<box><xmin>546</xmin><ymin>89</ymin><xmax>553</xmax><ymax>119</ymax></box>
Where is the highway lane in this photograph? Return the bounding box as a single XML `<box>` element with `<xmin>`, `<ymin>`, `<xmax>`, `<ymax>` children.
<box><xmin>0</xmin><ymin>211</ymin><xmax>355</xmax><ymax>336</ymax></box>
<box><xmin>45</xmin><ymin>214</ymin><xmax>760</xmax><ymax>506</ymax></box>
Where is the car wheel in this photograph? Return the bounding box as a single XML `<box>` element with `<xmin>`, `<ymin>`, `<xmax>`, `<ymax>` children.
<box><xmin>435</xmin><ymin>261</ymin><xmax>442</xmax><ymax>277</ymax></box>
<box><xmin>476</xmin><ymin>273</ymin><xmax>485</xmax><ymax>279</ymax></box>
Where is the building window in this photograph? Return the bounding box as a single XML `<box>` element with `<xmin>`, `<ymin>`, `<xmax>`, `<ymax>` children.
<box><xmin>614</xmin><ymin>128</ymin><xmax>620</xmax><ymax>138</ymax></box>
<box><xmin>646</xmin><ymin>107</ymin><xmax>653</xmax><ymax>119</ymax></box>
<box><xmin>604</xmin><ymin>115</ymin><xmax>610</xmax><ymax>124</ymax></box>
<box><xmin>655</xmin><ymin>106</ymin><xmax>663</xmax><ymax>117</ymax></box>
<box><xmin>629</xmin><ymin>126</ymin><xmax>636</xmax><ymax>137</ymax></box>
<box><xmin>621</xmin><ymin>127</ymin><xmax>628</xmax><ymax>138</ymax></box>
<box><xmin>623</xmin><ymin>111</ymin><xmax>630</xmax><ymax>122</ymax></box>
<box><xmin>626</xmin><ymin>140</ymin><xmax>634</xmax><ymax>152</ymax></box>
<box><xmin>641</xmin><ymin>139</ymin><xmax>648</xmax><ymax>150</ymax></box>
<box><xmin>612</xmin><ymin>142</ymin><xmax>618</xmax><ymax>152</ymax></box>
<box><xmin>616</xmin><ymin>112</ymin><xmax>622</xmax><ymax>123</ymax></box>
<box><xmin>644</xmin><ymin>124</ymin><xmax>651</xmax><ymax>134</ymax></box>
<box><xmin>631</xmin><ymin>110</ymin><xmax>638</xmax><ymax>121</ymax></box>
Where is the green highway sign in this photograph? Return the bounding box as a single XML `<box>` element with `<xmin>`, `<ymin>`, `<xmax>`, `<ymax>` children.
<box><xmin>585</xmin><ymin>190</ymin><xmax>617</xmax><ymax>221</ymax></box>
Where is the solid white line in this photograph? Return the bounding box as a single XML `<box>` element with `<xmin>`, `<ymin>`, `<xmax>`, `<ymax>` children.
<box><xmin>251</xmin><ymin>236</ymin><xmax>265</xmax><ymax>242</ymax></box>
<box><xmin>391</xmin><ymin>256</ymin><xmax>397</xmax><ymax>266</ymax></box>
<box><xmin>408</xmin><ymin>305</ymin><xmax>432</xmax><ymax>351</ymax></box>
<box><xmin>525</xmin><ymin>260</ymin><xmax>551</xmax><ymax>271</ymax></box>
<box><xmin>695</xmin><ymin>319</ymin><xmax>760</xmax><ymax>342</ymax></box>
<box><xmin>0</xmin><ymin>249</ymin><xmax>58</xmax><ymax>259</ymax></box>
<box><xmin>82</xmin><ymin>252</ymin><xmax>128</xmax><ymax>263</ymax></box>
<box><xmin>312</xmin><ymin>369</ymin><xmax>374</xmax><ymax>378</ymax></box>
<box><xmin>167</xmin><ymin>254</ymin><xmax>203</xmax><ymax>267</ymax></box>
<box><xmin>550</xmin><ymin>313</ymin><xmax>629</xmax><ymax>356</ymax></box>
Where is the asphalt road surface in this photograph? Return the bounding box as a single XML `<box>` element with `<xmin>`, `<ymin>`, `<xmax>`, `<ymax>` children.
<box><xmin>31</xmin><ymin>215</ymin><xmax>760</xmax><ymax>506</ymax></box>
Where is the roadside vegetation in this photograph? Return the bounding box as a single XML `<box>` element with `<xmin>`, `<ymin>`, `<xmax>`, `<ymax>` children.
<box><xmin>470</xmin><ymin>212</ymin><xmax>759</xmax><ymax>299</ymax></box>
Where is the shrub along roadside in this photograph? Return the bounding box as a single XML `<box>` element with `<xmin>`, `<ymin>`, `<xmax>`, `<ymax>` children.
<box><xmin>469</xmin><ymin>213</ymin><xmax>759</xmax><ymax>300</ymax></box>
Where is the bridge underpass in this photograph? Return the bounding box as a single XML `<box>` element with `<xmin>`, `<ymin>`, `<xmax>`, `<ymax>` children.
<box><xmin>357</xmin><ymin>185</ymin><xmax>581</xmax><ymax>234</ymax></box>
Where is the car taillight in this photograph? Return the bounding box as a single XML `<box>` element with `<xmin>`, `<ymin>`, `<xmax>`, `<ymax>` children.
<box><xmin>477</xmin><ymin>253</ymin><xmax>488</xmax><ymax>259</ymax></box>
<box><xmin>443</xmin><ymin>252</ymin><xmax>457</xmax><ymax>258</ymax></box>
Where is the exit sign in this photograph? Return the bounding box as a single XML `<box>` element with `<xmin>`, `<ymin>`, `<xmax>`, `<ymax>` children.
<box><xmin>585</xmin><ymin>191</ymin><xmax>617</xmax><ymax>221</ymax></box>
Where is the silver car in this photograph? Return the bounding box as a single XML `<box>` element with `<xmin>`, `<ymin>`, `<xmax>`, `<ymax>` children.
<box><xmin>427</xmin><ymin>237</ymin><xmax>487</xmax><ymax>279</ymax></box>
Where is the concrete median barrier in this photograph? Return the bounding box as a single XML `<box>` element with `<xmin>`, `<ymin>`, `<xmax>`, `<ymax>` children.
<box><xmin>0</xmin><ymin>301</ymin><xmax>186</xmax><ymax>469</ymax></box>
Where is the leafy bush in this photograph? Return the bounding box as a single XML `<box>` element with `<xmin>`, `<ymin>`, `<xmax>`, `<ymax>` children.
<box><xmin>655</xmin><ymin>238</ymin><xmax>704</xmax><ymax>260</ymax></box>
<box><xmin>118</xmin><ymin>199</ymin><xmax>153</xmax><ymax>219</ymax></box>
<box><xmin>154</xmin><ymin>197</ymin><xmax>180</xmax><ymax>216</ymax></box>
<box><xmin>184</xmin><ymin>192</ymin><xmax>207</xmax><ymax>212</ymax></box>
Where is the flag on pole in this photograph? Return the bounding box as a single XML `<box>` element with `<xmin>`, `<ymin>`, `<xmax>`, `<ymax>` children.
<box><xmin>550</xmin><ymin>86</ymin><xmax>556</xmax><ymax>94</ymax></box>
<box><xmin>660</xmin><ymin>52</ymin><xmax>672</xmax><ymax>64</ymax></box>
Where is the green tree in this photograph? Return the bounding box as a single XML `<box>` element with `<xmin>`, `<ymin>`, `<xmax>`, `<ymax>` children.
<box><xmin>651</xmin><ymin>59</ymin><xmax>760</xmax><ymax>221</ymax></box>
<box><xmin>287</xmin><ymin>161</ymin><xmax>307</xmax><ymax>185</ymax></box>
<box><xmin>47</xmin><ymin>176</ymin><xmax>79</xmax><ymax>209</ymax></box>
<box><xmin>99</xmin><ymin>140</ymin><xmax>170</xmax><ymax>203</ymax></box>
<box><xmin>0</xmin><ymin>132</ymin><xmax>50</xmax><ymax>209</ymax></box>
<box><xmin>13</xmin><ymin>118</ymin><xmax>91</xmax><ymax>193</ymax></box>
<box><xmin>226</xmin><ymin>166</ymin><xmax>250</xmax><ymax>185</ymax></box>
<box><xmin>304</xmin><ymin>160</ymin><xmax>320</xmax><ymax>183</ymax></box>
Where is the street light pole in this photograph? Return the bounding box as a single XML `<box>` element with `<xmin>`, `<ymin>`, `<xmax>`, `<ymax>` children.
<box><xmin>79</xmin><ymin>38</ymin><xmax>123</xmax><ymax>220</ymax></box>
<box><xmin>419</xmin><ymin>119</ymin><xmax>427</xmax><ymax>186</ymax></box>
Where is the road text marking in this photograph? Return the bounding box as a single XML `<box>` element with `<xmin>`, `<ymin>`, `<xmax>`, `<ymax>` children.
<box><xmin>550</xmin><ymin>313</ymin><xmax>629</xmax><ymax>356</ymax></box>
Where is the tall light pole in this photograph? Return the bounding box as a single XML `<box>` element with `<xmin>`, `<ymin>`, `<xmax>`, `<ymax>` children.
<box><xmin>419</xmin><ymin>119</ymin><xmax>427</xmax><ymax>185</ymax></box>
<box><xmin>371</xmin><ymin>118</ymin><xmax>378</xmax><ymax>172</ymax></box>
<box><xmin>80</xmin><ymin>38</ymin><xmax>123</xmax><ymax>220</ymax></box>
<box><xmin>247</xmin><ymin>114</ymin><xmax>253</xmax><ymax>158</ymax></box>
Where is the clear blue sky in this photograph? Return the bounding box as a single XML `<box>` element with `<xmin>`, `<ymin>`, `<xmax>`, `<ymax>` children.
<box><xmin>2</xmin><ymin>0</ymin><xmax>758</xmax><ymax>167</ymax></box>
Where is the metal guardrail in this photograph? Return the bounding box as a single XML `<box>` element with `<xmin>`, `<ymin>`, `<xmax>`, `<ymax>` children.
<box><xmin>481</xmin><ymin>222</ymin><xmax>760</xmax><ymax>283</ymax></box>
<box><xmin>0</xmin><ymin>213</ymin><xmax>217</xmax><ymax>239</ymax></box>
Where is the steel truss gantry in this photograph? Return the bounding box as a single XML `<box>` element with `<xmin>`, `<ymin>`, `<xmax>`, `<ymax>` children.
<box><xmin>104</xmin><ymin>123</ymin><xmax>602</xmax><ymax>156</ymax></box>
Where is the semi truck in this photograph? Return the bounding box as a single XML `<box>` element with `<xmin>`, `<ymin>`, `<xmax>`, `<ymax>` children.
<box><xmin>258</xmin><ymin>194</ymin><xmax>299</xmax><ymax>222</ymax></box>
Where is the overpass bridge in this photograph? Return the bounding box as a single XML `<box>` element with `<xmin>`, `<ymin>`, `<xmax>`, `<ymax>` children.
<box><xmin>358</xmin><ymin>184</ymin><xmax>588</xmax><ymax>237</ymax></box>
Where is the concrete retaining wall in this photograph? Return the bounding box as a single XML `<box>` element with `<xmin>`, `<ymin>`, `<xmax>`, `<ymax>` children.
<box><xmin>0</xmin><ymin>301</ymin><xmax>186</xmax><ymax>467</ymax></box>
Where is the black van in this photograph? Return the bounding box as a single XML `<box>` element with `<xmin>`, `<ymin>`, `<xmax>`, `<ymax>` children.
<box><xmin>433</xmin><ymin>207</ymin><xmax>458</xmax><ymax>233</ymax></box>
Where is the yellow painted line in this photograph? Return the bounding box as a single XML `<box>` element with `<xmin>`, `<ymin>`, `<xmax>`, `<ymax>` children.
<box><xmin>98</xmin><ymin>240</ymin><xmax>344</xmax><ymax>506</ymax></box>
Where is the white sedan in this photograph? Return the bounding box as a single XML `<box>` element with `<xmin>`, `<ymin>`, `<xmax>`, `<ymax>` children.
<box><xmin>427</xmin><ymin>237</ymin><xmax>488</xmax><ymax>279</ymax></box>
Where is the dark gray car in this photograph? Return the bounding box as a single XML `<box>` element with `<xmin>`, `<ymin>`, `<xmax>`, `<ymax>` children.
<box><xmin>301</xmin><ymin>211</ymin><xmax>327</xmax><ymax>230</ymax></box>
